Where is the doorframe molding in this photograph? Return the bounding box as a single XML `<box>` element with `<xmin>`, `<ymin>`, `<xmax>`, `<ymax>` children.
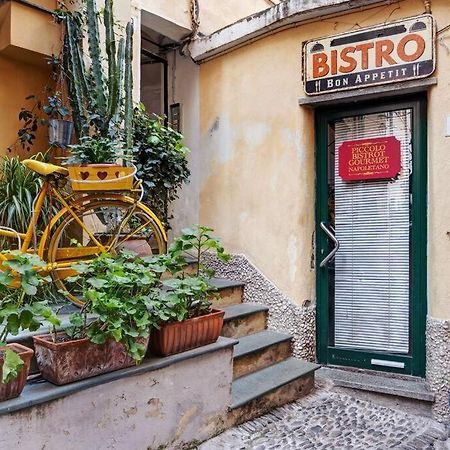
<box><xmin>314</xmin><ymin>95</ymin><xmax>428</xmax><ymax>377</ymax></box>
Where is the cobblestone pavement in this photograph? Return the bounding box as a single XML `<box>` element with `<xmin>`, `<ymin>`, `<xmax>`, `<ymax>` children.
<box><xmin>199</xmin><ymin>389</ymin><xmax>450</xmax><ymax>450</ymax></box>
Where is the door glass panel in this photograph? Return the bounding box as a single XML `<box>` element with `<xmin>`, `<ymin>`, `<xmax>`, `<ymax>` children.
<box><xmin>329</xmin><ymin>110</ymin><xmax>412</xmax><ymax>353</ymax></box>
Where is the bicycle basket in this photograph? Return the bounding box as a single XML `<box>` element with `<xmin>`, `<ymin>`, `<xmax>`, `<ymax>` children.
<box><xmin>68</xmin><ymin>164</ymin><xmax>136</xmax><ymax>192</ymax></box>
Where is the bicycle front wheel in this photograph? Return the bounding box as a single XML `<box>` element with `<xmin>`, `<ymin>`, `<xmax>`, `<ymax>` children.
<box><xmin>47</xmin><ymin>198</ymin><xmax>166</xmax><ymax>306</ymax></box>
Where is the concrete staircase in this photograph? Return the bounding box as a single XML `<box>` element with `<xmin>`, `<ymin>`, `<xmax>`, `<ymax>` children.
<box><xmin>210</xmin><ymin>277</ymin><xmax>320</xmax><ymax>425</ymax></box>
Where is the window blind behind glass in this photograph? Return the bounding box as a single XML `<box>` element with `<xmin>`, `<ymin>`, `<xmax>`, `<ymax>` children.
<box><xmin>333</xmin><ymin>110</ymin><xmax>412</xmax><ymax>353</ymax></box>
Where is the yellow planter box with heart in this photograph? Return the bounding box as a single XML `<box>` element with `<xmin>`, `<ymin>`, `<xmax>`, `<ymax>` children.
<box><xmin>68</xmin><ymin>164</ymin><xmax>136</xmax><ymax>191</ymax></box>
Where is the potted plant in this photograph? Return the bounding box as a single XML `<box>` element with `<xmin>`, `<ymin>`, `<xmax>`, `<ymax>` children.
<box><xmin>67</xmin><ymin>136</ymin><xmax>135</xmax><ymax>191</ymax></box>
<box><xmin>149</xmin><ymin>226</ymin><xmax>230</xmax><ymax>356</ymax></box>
<box><xmin>44</xmin><ymin>92</ymin><xmax>73</xmax><ymax>148</ymax></box>
<box><xmin>33</xmin><ymin>252</ymin><xmax>161</xmax><ymax>385</ymax></box>
<box><xmin>0</xmin><ymin>252</ymin><xmax>60</xmax><ymax>401</ymax></box>
<box><xmin>59</xmin><ymin>0</ymin><xmax>136</xmax><ymax>191</ymax></box>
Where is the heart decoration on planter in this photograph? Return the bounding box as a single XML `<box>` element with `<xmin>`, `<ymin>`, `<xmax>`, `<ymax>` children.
<box><xmin>97</xmin><ymin>171</ymin><xmax>108</xmax><ymax>180</ymax></box>
<box><xmin>80</xmin><ymin>171</ymin><xmax>90</xmax><ymax>180</ymax></box>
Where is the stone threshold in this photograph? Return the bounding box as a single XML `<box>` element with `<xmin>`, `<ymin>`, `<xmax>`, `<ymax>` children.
<box><xmin>318</xmin><ymin>366</ymin><xmax>435</xmax><ymax>402</ymax></box>
<box><xmin>0</xmin><ymin>336</ymin><xmax>237</xmax><ymax>416</ymax></box>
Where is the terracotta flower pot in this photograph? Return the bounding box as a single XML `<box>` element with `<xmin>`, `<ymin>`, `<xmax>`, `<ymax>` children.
<box><xmin>33</xmin><ymin>333</ymin><xmax>149</xmax><ymax>385</ymax></box>
<box><xmin>150</xmin><ymin>309</ymin><xmax>225</xmax><ymax>357</ymax></box>
<box><xmin>0</xmin><ymin>343</ymin><xmax>34</xmax><ymax>401</ymax></box>
<box><xmin>119</xmin><ymin>237</ymin><xmax>154</xmax><ymax>257</ymax></box>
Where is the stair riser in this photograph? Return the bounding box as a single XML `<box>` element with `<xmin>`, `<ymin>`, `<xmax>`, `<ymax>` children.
<box><xmin>233</xmin><ymin>341</ymin><xmax>292</xmax><ymax>379</ymax></box>
<box><xmin>211</xmin><ymin>286</ymin><xmax>244</xmax><ymax>308</ymax></box>
<box><xmin>222</xmin><ymin>311</ymin><xmax>267</xmax><ymax>339</ymax></box>
<box><xmin>228</xmin><ymin>373</ymin><xmax>315</xmax><ymax>426</ymax></box>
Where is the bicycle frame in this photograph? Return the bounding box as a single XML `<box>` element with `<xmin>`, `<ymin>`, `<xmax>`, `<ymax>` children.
<box><xmin>0</xmin><ymin>177</ymin><xmax>167</xmax><ymax>272</ymax></box>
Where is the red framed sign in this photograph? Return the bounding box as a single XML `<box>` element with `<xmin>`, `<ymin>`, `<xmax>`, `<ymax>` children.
<box><xmin>338</xmin><ymin>136</ymin><xmax>401</xmax><ymax>181</ymax></box>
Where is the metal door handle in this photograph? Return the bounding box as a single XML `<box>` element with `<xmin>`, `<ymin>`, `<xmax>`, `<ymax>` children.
<box><xmin>320</xmin><ymin>222</ymin><xmax>340</xmax><ymax>268</ymax></box>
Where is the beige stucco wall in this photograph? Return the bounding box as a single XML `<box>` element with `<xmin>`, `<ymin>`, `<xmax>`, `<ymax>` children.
<box><xmin>198</xmin><ymin>0</ymin><xmax>450</xmax><ymax>320</ymax></box>
<box><xmin>198</xmin><ymin>0</ymin><xmax>278</xmax><ymax>35</ymax></box>
<box><xmin>140</xmin><ymin>0</ymin><xmax>279</xmax><ymax>36</ymax></box>
<box><xmin>0</xmin><ymin>1</ymin><xmax>59</xmax><ymax>156</ymax></box>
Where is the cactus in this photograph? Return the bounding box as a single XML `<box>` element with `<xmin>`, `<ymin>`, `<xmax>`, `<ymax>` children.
<box><xmin>105</xmin><ymin>0</ymin><xmax>117</xmax><ymax>121</ymax></box>
<box><xmin>85</xmin><ymin>0</ymin><xmax>106</xmax><ymax>120</ymax></box>
<box><xmin>124</xmin><ymin>21</ymin><xmax>134</xmax><ymax>152</ymax></box>
<box><xmin>64</xmin><ymin>15</ymin><xmax>88</xmax><ymax>138</ymax></box>
<box><xmin>61</xmin><ymin>0</ymin><xmax>134</xmax><ymax>155</ymax></box>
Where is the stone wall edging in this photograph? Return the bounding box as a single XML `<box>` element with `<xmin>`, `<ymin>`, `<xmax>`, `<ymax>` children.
<box><xmin>427</xmin><ymin>316</ymin><xmax>450</xmax><ymax>423</ymax></box>
<box><xmin>202</xmin><ymin>253</ymin><xmax>316</xmax><ymax>361</ymax></box>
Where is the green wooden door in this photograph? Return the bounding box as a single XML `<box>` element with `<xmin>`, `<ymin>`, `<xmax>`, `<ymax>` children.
<box><xmin>315</xmin><ymin>96</ymin><xmax>427</xmax><ymax>377</ymax></box>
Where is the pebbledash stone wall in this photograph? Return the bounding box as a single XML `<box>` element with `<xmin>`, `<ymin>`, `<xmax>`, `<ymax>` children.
<box><xmin>427</xmin><ymin>316</ymin><xmax>450</xmax><ymax>423</ymax></box>
<box><xmin>203</xmin><ymin>253</ymin><xmax>316</xmax><ymax>361</ymax></box>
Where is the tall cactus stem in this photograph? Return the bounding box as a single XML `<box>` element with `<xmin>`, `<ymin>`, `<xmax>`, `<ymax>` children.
<box><xmin>105</xmin><ymin>0</ymin><xmax>117</xmax><ymax>120</ymax></box>
<box><xmin>65</xmin><ymin>16</ymin><xmax>88</xmax><ymax>138</ymax></box>
<box><xmin>86</xmin><ymin>0</ymin><xmax>106</xmax><ymax>118</ymax></box>
<box><xmin>124</xmin><ymin>21</ymin><xmax>134</xmax><ymax>152</ymax></box>
<box><xmin>111</xmin><ymin>37</ymin><xmax>125</xmax><ymax>125</ymax></box>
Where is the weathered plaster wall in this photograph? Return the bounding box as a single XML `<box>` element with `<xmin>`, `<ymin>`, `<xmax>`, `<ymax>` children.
<box><xmin>0</xmin><ymin>1</ymin><xmax>59</xmax><ymax>156</ymax></box>
<box><xmin>0</xmin><ymin>55</ymin><xmax>53</xmax><ymax>158</ymax></box>
<box><xmin>199</xmin><ymin>22</ymin><xmax>316</xmax><ymax>307</ymax></box>
<box><xmin>198</xmin><ymin>1</ymin><xmax>278</xmax><ymax>36</ymax></box>
<box><xmin>141</xmin><ymin>0</ymin><xmax>192</xmax><ymax>32</ymax></box>
<box><xmin>167</xmin><ymin>52</ymin><xmax>201</xmax><ymax>238</ymax></box>
<box><xmin>140</xmin><ymin>0</ymin><xmax>279</xmax><ymax>36</ymax></box>
<box><xmin>198</xmin><ymin>0</ymin><xmax>450</xmax><ymax>323</ymax></box>
<box><xmin>0</xmin><ymin>348</ymin><xmax>233</xmax><ymax>450</ymax></box>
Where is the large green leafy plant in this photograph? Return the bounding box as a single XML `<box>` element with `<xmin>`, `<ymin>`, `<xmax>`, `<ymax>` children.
<box><xmin>133</xmin><ymin>104</ymin><xmax>191</xmax><ymax>229</ymax></box>
<box><xmin>148</xmin><ymin>226</ymin><xmax>231</xmax><ymax>324</ymax></box>
<box><xmin>66</xmin><ymin>252</ymin><xmax>165</xmax><ymax>362</ymax></box>
<box><xmin>0</xmin><ymin>252</ymin><xmax>60</xmax><ymax>383</ymax></box>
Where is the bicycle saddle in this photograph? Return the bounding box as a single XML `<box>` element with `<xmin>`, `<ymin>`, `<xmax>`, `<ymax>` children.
<box><xmin>22</xmin><ymin>159</ymin><xmax>69</xmax><ymax>177</ymax></box>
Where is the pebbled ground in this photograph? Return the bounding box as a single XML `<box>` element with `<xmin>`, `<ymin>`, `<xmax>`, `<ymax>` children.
<box><xmin>199</xmin><ymin>389</ymin><xmax>449</xmax><ymax>450</ymax></box>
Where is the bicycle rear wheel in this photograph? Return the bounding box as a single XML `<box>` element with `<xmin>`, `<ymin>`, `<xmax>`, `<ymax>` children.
<box><xmin>47</xmin><ymin>198</ymin><xmax>166</xmax><ymax>306</ymax></box>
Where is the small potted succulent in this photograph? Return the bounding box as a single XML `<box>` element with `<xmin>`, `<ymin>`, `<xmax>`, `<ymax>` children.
<box><xmin>67</xmin><ymin>136</ymin><xmax>135</xmax><ymax>191</ymax></box>
<box><xmin>149</xmin><ymin>226</ymin><xmax>230</xmax><ymax>356</ymax></box>
<box><xmin>33</xmin><ymin>252</ymin><xmax>161</xmax><ymax>385</ymax></box>
<box><xmin>0</xmin><ymin>252</ymin><xmax>59</xmax><ymax>401</ymax></box>
<box><xmin>44</xmin><ymin>92</ymin><xmax>73</xmax><ymax>148</ymax></box>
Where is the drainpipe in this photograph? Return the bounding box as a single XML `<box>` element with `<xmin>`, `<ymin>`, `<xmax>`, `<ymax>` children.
<box><xmin>423</xmin><ymin>0</ymin><xmax>432</xmax><ymax>14</ymax></box>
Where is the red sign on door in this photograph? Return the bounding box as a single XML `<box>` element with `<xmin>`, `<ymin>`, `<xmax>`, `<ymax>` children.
<box><xmin>338</xmin><ymin>136</ymin><xmax>401</xmax><ymax>181</ymax></box>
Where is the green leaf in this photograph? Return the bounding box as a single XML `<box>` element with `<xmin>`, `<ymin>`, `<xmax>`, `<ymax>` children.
<box><xmin>1</xmin><ymin>348</ymin><xmax>24</xmax><ymax>384</ymax></box>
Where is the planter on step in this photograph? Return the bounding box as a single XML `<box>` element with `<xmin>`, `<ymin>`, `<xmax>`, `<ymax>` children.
<box><xmin>0</xmin><ymin>343</ymin><xmax>34</xmax><ymax>401</ymax></box>
<box><xmin>150</xmin><ymin>309</ymin><xmax>225</xmax><ymax>357</ymax></box>
<box><xmin>33</xmin><ymin>333</ymin><xmax>148</xmax><ymax>385</ymax></box>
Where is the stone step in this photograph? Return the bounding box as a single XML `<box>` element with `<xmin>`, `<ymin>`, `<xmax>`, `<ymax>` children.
<box><xmin>233</xmin><ymin>330</ymin><xmax>292</xmax><ymax>379</ymax></box>
<box><xmin>318</xmin><ymin>367</ymin><xmax>435</xmax><ymax>402</ymax></box>
<box><xmin>229</xmin><ymin>358</ymin><xmax>320</xmax><ymax>426</ymax></box>
<box><xmin>210</xmin><ymin>278</ymin><xmax>245</xmax><ymax>307</ymax></box>
<box><xmin>221</xmin><ymin>303</ymin><xmax>268</xmax><ymax>339</ymax></box>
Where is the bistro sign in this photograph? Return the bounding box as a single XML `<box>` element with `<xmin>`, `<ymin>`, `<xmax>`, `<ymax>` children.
<box><xmin>303</xmin><ymin>15</ymin><xmax>435</xmax><ymax>95</ymax></box>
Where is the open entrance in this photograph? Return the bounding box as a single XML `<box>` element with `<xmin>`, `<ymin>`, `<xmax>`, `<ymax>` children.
<box><xmin>315</xmin><ymin>97</ymin><xmax>427</xmax><ymax>377</ymax></box>
<box><xmin>140</xmin><ymin>27</ymin><xmax>170</xmax><ymax>118</ymax></box>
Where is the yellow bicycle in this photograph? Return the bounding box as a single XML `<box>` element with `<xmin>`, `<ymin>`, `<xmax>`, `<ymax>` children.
<box><xmin>0</xmin><ymin>159</ymin><xmax>167</xmax><ymax>306</ymax></box>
